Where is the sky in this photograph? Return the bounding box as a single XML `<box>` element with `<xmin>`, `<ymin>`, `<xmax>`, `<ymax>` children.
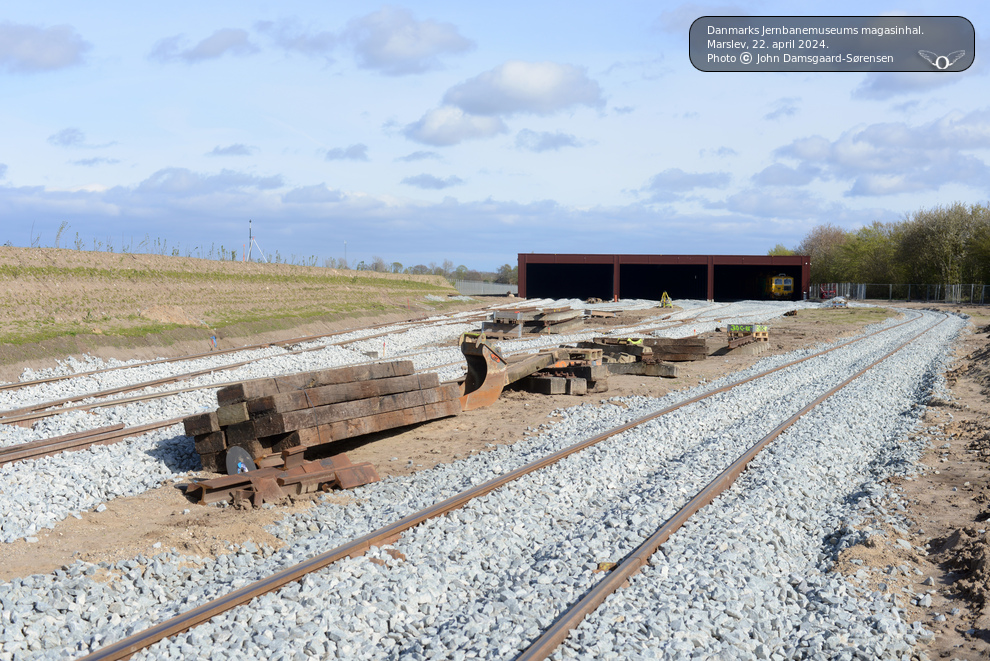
<box><xmin>0</xmin><ymin>2</ymin><xmax>987</xmax><ymax>271</ymax></box>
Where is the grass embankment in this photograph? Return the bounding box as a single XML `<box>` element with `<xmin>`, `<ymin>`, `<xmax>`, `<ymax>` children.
<box><xmin>0</xmin><ymin>247</ymin><xmax>459</xmax><ymax>348</ymax></box>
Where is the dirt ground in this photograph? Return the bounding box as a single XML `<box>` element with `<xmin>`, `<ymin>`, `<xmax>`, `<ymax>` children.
<box><xmin>0</xmin><ymin>304</ymin><xmax>894</xmax><ymax>582</ymax></box>
<box><xmin>11</xmin><ymin>300</ymin><xmax>990</xmax><ymax>657</ymax></box>
<box><xmin>829</xmin><ymin>303</ymin><xmax>990</xmax><ymax>660</ymax></box>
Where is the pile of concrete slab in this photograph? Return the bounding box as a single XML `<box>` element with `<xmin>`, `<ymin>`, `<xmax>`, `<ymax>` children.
<box><xmin>481</xmin><ymin>306</ymin><xmax>584</xmax><ymax>337</ymax></box>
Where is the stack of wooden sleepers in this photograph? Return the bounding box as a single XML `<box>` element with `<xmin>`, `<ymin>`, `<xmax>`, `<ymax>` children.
<box><xmin>481</xmin><ymin>306</ymin><xmax>584</xmax><ymax>337</ymax></box>
<box><xmin>183</xmin><ymin>361</ymin><xmax>461</xmax><ymax>472</ymax></box>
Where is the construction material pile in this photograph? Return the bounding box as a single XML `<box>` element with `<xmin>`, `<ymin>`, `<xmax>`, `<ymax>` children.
<box><xmin>578</xmin><ymin>337</ymin><xmax>713</xmax><ymax>378</ymax></box>
<box><xmin>482</xmin><ymin>306</ymin><xmax>584</xmax><ymax>337</ymax></box>
<box><xmin>182</xmin><ymin>361</ymin><xmax>461</xmax><ymax>473</ymax></box>
<box><xmin>726</xmin><ymin>324</ymin><xmax>770</xmax><ymax>349</ymax></box>
<box><xmin>512</xmin><ymin>348</ymin><xmax>609</xmax><ymax>395</ymax></box>
<box><xmin>184</xmin><ymin>452</ymin><xmax>380</xmax><ymax>507</ymax></box>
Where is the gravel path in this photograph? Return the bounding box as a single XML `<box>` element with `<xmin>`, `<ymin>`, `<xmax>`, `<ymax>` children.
<box><xmin>0</xmin><ymin>306</ymin><xmax>963</xmax><ymax>660</ymax></box>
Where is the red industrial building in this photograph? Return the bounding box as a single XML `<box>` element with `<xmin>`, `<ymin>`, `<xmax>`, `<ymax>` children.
<box><xmin>517</xmin><ymin>254</ymin><xmax>811</xmax><ymax>301</ymax></box>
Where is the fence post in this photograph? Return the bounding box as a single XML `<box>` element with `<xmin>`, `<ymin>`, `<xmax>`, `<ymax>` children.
<box><xmin>889</xmin><ymin>284</ymin><xmax>892</xmax><ymax>301</ymax></box>
<box><xmin>907</xmin><ymin>284</ymin><xmax>911</xmax><ymax>301</ymax></box>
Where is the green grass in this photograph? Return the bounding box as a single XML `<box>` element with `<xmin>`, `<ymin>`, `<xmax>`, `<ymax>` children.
<box><xmin>0</xmin><ymin>320</ymin><xmax>189</xmax><ymax>346</ymax></box>
<box><xmin>793</xmin><ymin>308</ymin><xmax>894</xmax><ymax>324</ymax></box>
<box><xmin>0</xmin><ymin>264</ymin><xmax>451</xmax><ymax>292</ymax></box>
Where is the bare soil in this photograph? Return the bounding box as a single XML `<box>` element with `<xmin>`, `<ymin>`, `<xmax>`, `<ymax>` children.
<box><xmin>0</xmin><ymin>305</ymin><xmax>894</xmax><ymax>581</ymax></box>
<box><xmin>13</xmin><ymin>296</ymin><xmax>990</xmax><ymax>656</ymax></box>
<box><xmin>828</xmin><ymin>303</ymin><xmax>990</xmax><ymax>660</ymax></box>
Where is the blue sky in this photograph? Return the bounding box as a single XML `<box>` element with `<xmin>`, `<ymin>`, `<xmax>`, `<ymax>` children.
<box><xmin>0</xmin><ymin>2</ymin><xmax>987</xmax><ymax>270</ymax></box>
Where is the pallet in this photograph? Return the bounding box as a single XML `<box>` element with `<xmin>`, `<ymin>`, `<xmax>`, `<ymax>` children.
<box><xmin>727</xmin><ymin>331</ymin><xmax>769</xmax><ymax>343</ymax></box>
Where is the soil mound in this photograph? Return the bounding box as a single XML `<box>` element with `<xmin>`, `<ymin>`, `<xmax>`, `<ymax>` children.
<box><xmin>934</xmin><ymin>526</ymin><xmax>990</xmax><ymax>631</ymax></box>
<box><xmin>948</xmin><ymin>326</ymin><xmax>990</xmax><ymax>398</ymax></box>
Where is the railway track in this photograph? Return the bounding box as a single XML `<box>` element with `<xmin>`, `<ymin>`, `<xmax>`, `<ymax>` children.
<box><xmin>0</xmin><ymin>300</ymin><xmax>731</xmax><ymax>421</ymax></box>
<box><xmin>72</xmin><ymin>309</ymin><xmax>950</xmax><ymax>660</ymax></box>
<box><xmin>0</xmin><ymin>314</ymin><xmax>489</xmax><ymax>420</ymax></box>
<box><xmin>0</xmin><ymin>303</ymin><xmax>742</xmax><ymax>464</ymax></box>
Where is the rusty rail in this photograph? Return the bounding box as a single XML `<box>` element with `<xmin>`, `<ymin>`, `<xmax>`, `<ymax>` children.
<box><xmin>0</xmin><ymin>418</ymin><xmax>186</xmax><ymax>466</ymax></box>
<box><xmin>79</xmin><ymin>310</ymin><xmax>924</xmax><ymax>661</ymax></box>
<box><xmin>514</xmin><ymin>313</ymin><xmax>948</xmax><ymax>661</ymax></box>
<box><xmin>0</xmin><ymin>313</ymin><xmax>455</xmax><ymax>393</ymax></box>
<box><xmin>0</xmin><ymin>305</ymin><xmax>719</xmax><ymax>427</ymax></box>
<box><xmin>0</xmin><ymin>315</ymin><xmax>490</xmax><ymax>425</ymax></box>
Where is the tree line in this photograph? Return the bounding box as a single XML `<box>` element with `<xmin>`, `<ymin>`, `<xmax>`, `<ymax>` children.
<box><xmin>770</xmin><ymin>202</ymin><xmax>990</xmax><ymax>284</ymax></box>
<box><xmin>328</xmin><ymin>256</ymin><xmax>518</xmax><ymax>285</ymax></box>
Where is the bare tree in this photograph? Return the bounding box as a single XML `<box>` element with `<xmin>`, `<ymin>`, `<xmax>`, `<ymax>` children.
<box><xmin>795</xmin><ymin>223</ymin><xmax>847</xmax><ymax>282</ymax></box>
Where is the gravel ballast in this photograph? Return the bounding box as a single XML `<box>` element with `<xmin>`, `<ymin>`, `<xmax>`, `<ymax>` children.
<box><xmin>0</xmin><ymin>306</ymin><xmax>963</xmax><ymax>660</ymax></box>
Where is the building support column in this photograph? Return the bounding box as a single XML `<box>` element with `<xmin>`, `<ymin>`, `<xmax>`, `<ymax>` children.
<box><xmin>707</xmin><ymin>257</ymin><xmax>715</xmax><ymax>302</ymax></box>
<box><xmin>613</xmin><ymin>257</ymin><xmax>620</xmax><ymax>301</ymax></box>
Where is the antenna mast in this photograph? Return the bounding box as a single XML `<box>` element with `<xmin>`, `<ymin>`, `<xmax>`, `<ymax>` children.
<box><xmin>245</xmin><ymin>219</ymin><xmax>269</xmax><ymax>263</ymax></box>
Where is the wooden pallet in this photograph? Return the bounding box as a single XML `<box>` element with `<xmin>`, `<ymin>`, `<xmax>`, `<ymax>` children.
<box><xmin>727</xmin><ymin>330</ymin><xmax>769</xmax><ymax>343</ymax></box>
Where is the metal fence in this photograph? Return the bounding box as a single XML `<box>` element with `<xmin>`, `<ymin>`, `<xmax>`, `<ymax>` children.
<box><xmin>814</xmin><ymin>282</ymin><xmax>990</xmax><ymax>304</ymax></box>
<box><xmin>453</xmin><ymin>280</ymin><xmax>518</xmax><ymax>296</ymax></box>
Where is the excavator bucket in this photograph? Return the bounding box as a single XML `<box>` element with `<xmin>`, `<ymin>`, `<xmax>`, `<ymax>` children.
<box><xmin>458</xmin><ymin>332</ymin><xmax>509</xmax><ymax>411</ymax></box>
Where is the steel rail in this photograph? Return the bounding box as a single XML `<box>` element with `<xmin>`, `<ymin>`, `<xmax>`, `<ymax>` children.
<box><xmin>0</xmin><ymin>311</ymin><xmax>472</xmax><ymax>393</ymax></box>
<box><xmin>514</xmin><ymin>313</ymin><xmax>949</xmax><ymax>661</ymax></box>
<box><xmin>0</xmin><ymin>315</ymin><xmax>489</xmax><ymax>422</ymax></box>
<box><xmin>0</xmin><ymin>303</ymin><xmax>668</xmax><ymax>428</ymax></box>
<box><xmin>0</xmin><ymin>307</ymin><xmax>897</xmax><ymax>467</ymax></box>
<box><xmin>78</xmin><ymin>310</ymin><xmax>925</xmax><ymax>661</ymax></box>
<box><xmin>0</xmin><ymin>302</ymin><xmax>746</xmax><ymax>426</ymax></box>
<box><xmin>0</xmin><ymin>418</ymin><xmax>186</xmax><ymax>466</ymax></box>
<box><xmin>0</xmin><ymin>311</ymin><xmax>488</xmax><ymax>399</ymax></box>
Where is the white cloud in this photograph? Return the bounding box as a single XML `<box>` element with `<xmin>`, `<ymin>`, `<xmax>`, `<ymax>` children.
<box><xmin>443</xmin><ymin>60</ymin><xmax>604</xmax><ymax>116</ymax></box>
<box><xmin>515</xmin><ymin>129</ymin><xmax>581</xmax><ymax>152</ymax></box>
<box><xmin>764</xmin><ymin>97</ymin><xmax>799</xmax><ymax>121</ymax></box>
<box><xmin>47</xmin><ymin>127</ymin><xmax>115</xmax><ymax>149</ymax></box>
<box><xmin>133</xmin><ymin>168</ymin><xmax>282</xmax><ymax>197</ymax></box>
<box><xmin>208</xmin><ymin>144</ymin><xmax>254</xmax><ymax>157</ymax></box>
<box><xmin>344</xmin><ymin>7</ymin><xmax>473</xmax><ymax>75</ymax></box>
<box><xmin>655</xmin><ymin>3</ymin><xmax>747</xmax><ymax>33</ymax></box>
<box><xmin>0</xmin><ymin>22</ymin><xmax>90</xmax><ymax>73</ymax></box>
<box><xmin>325</xmin><ymin>144</ymin><xmax>369</xmax><ymax>161</ymax></box>
<box><xmin>282</xmin><ymin>184</ymin><xmax>344</xmax><ymax>203</ymax></box>
<box><xmin>396</xmin><ymin>150</ymin><xmax>441</xmax><ymax>162</ymax></box>
<box><xmin>48</xmin><ymin>127</ymin><xmax>85</xmax><ymax>148</ymax></box>
<box><xmin>401</xmin><ymin>174</ymin><xmax>463</xmax><ymax>189</ymax></box>
<box><xmin>403</xmin><ymin>107</ymin><xmax>506</xmax><ymax>146</ymax></box>
<box><xmin>773</xmin><ymin>108</ymin><xmax>990</xmax><ymax>195</ymax></box>
<box><xmin>751</xmin><ymin>163</ymin><xmax>820</xmax><ymax>186</ymax></box>
<box><xmin>72</xmin><ymin>157</ymin><xmax>120</xmax><ymax>167</ymax></box>
<box><xmin>852</xmin><ymin>71</ymin><xmax>964</xmax><ymax>100</ymax></box>
<box><xmin>718</xmin><ymin>188</ymin><xmax>823</xmax><ymax>219</ymax></box>
<box><xmin>645</xmin><ymin>168</ymin><xmax>730</xmax><ymax>202</ymax></box>
<box><xmin>255</xmin><ymin>19</ymin><xmax>336</xmax><ymax>59</ymax></box>
<box><xmin>150</xmin><ymin>29</ymin><xmax>258</xmax><ymax>64</ymax></box>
